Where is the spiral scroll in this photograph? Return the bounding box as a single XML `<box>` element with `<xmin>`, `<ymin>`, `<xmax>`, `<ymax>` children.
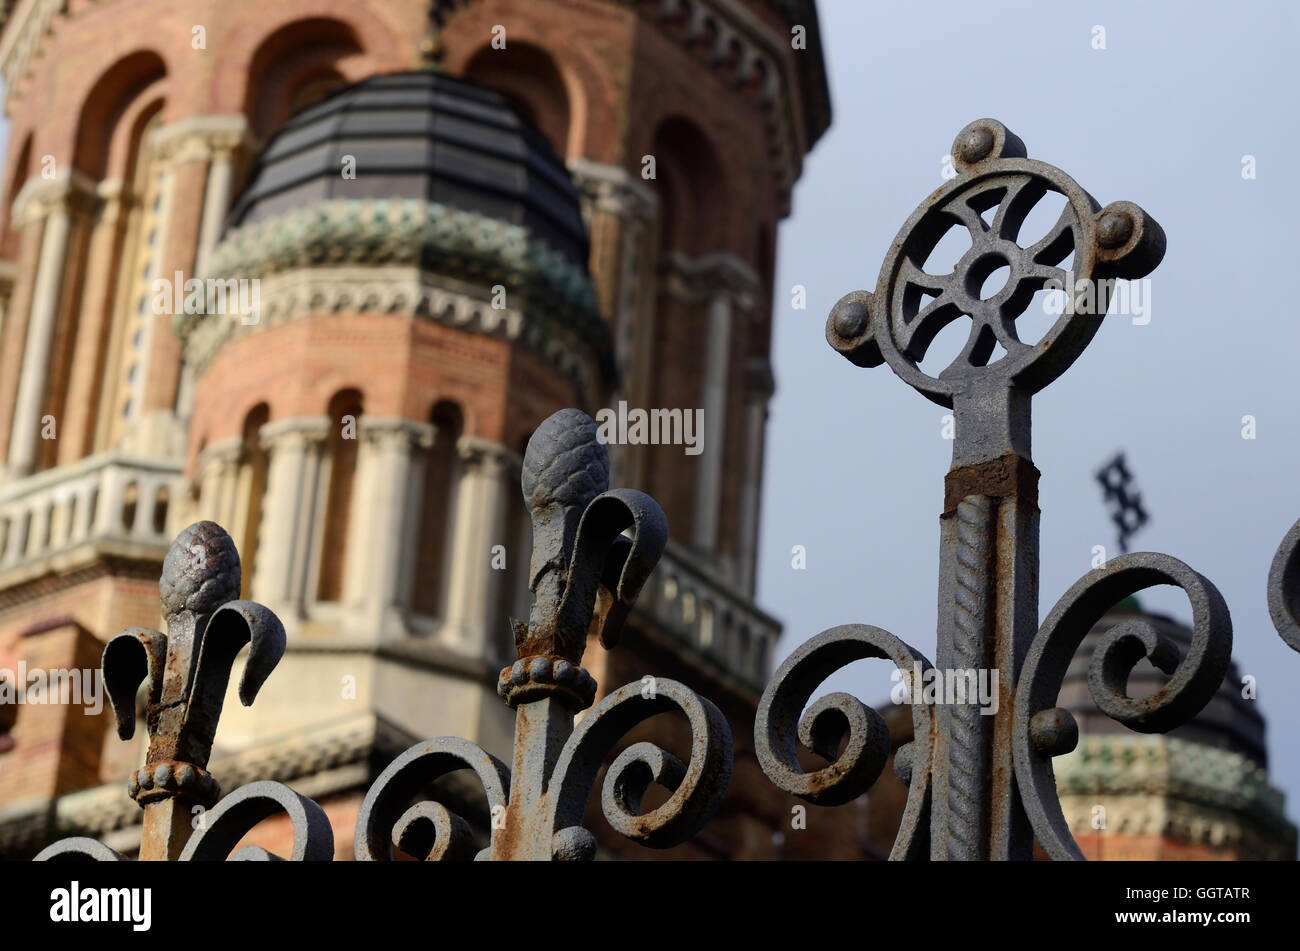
<box><xmin>34</xmin><ymin>838</ymin><xmax>126</xmax><ymax>861</ymax></box>
<box><xmin>1268</xmin><ymin>518</ymin><xmax>1300</xmax><ymax>653</ymax></box>
<box><xmin>35</xmin><ymin>782</ymin><xmax>333</xmax><ymax>861</ymax></box>
<box><xmin>753</xmin><ymin>624</ymin><xmax>935</xmax><ymax>861</ymax></box>
<box><xmin>1013</xmin><ymin>552</ymin><xmax>1232</xmax><ymax>860</ymax></box>
<box><xmin>354</xmin><ymin>737</ymin><xmax>511</xmax><ymax>861</ymax></box>
<box><xmin>179</xmin><ymin>781</ymin><xmax>334</xmax><ymax>861</ymax></box>
<box><xmin>545</xmin><ymin>678</ymin><xmax>732</xmax><ymax>856</ymax></box>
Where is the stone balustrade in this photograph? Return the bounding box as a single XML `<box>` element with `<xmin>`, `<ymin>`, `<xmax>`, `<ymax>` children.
<box><xmin>0</xmin><ymin>452</ymin><xmax>184</xmax><ymax>575</ymax></box>
<box><xmin>642</xmin><ymin>538</ymin><xmax>780</xmax><ymax>691</ymax></box>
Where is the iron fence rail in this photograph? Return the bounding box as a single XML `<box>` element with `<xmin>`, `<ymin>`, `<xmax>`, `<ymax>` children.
<box><xmin>27</xmin><ymin>120</ymin><xmax>1300</xmax><ymax>862</ymax></box>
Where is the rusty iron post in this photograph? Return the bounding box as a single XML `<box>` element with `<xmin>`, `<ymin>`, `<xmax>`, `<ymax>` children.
<box><xmin>354</xmin><ymin>408</ymin><xmax>732</xmax><ymax>861</ymax></box>
<box><xmin>33</xmin><ymin>522</ymin><xmax>339</xmax><ymax>861</ymax></box>
<box><xmin>118</xmin><ymin>522</ymin><xmax>287</xmax><ymax>859</ymax></box>
<box><xmin>756</xmin><ymin>119</ymin><xmax>1235</xmax><ymax>861</ymax></box>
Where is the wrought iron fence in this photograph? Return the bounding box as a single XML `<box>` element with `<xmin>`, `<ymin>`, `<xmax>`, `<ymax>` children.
<box><xmin>29</xmin><ymin>119</ymin><xmax>1300</xmax><ymax>862</ymax></box>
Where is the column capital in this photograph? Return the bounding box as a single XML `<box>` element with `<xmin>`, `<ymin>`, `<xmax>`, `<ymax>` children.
<box><xmin>661</xmin><ymin>251</ymin><xmax>761</xmax><ymax>308</ymax></box>
<box><xmin>257</xmin><ymin>415</ymin><xmax>331</xmax><ymax>452</ymax></box>
<box><xmin>149</xmin><ymin>115</ymin><xmax>257</xmax><ymax>169</ymax></box>
<box><xmin>197</xmin><ymin>435</ymin><xmax>243</xmax><ymax>468</ymax></box>
<box><xmin>11</xmin><ymin>170</ymin><xmax>100</xmax><ymax>227</ymax></box>
<box><xmin>456</xmin><ymin>435</ymin><xmax>517</xmax><ymax>476</ymax></box>
<box><xmin>568</xmin><ymin>158</ymin><xmax>659</xmax><ymax>222</ymax></box>
<box><xmin>358</xmin><ymin>415</ymin><xmax>436</xmax><ymax>451</ymax></box>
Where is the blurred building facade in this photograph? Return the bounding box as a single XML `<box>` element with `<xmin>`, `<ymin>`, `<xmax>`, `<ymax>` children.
<box><xmin>0</xmin><ymin>0</ymin><xmax>860</xmax><ymax>858</ymax></box>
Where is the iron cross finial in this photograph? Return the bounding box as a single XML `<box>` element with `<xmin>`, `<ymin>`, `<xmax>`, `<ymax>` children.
<box><xmin>757</xmin><ymin>119</ymin><xmax>1233</xmax><ymax>862</ymax></box>
<box><xmin>826</xmin><ymin>117</ymin><xmax>1166</xmax><ymax>467</ymax></box>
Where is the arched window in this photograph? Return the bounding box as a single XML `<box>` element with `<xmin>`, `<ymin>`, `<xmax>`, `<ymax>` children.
<box><xmin>103</xmin><ymin>105</ymin><xmax>167</xmax><ymax>451</ymax></box>
<box><xmin>236</xmin><ymin>404</ymin><xmax>270</xmax><ymax>598</ymax></box>
<box><xmin>64</xmin><ymin>51</ymin><xmax>169</xmax><ymax>458</ymax></box>
<box><xmin>317</xmin><ymin>389</ymin><xmax>363</xmax><ymax>602</ymax></box>
<box><xmin>650</xmin><ymin>116</ymin><xmax>726</xmax><ymax>256</ymax></box>
<box><xmin>462</xmin><ymin>43</ymin><xmax>573</xmax><ymax>159</ymax></box>
<box><xmin>288</xmin><ymin>70</ymin><xmax>347</xmax><ymax>115</ymax></box>
<box><xmin>245</xmin><ymin>19</ymin><xmax>364</xmax><ymax>140</ymax></box>
<box><xmin>410</xmin><ymin>401</ymin><xmax>463</xmax><ymax>618</ymax></box>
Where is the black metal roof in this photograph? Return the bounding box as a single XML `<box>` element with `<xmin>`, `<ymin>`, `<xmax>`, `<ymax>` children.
<box><xmin>226</xmin><ymin>71</ymin><xmax>590</xmax><ymax>266</ymax></box>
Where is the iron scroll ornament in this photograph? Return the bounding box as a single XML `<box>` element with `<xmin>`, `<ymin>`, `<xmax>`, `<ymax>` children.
<box><xmin>35</xmin><ymin>412</ymin><xmax>730</xmax><ymax>861</ymax></box>
<box><xmin>827</xmin><ymin>119</ymin><xmax>1166</xmax><ymax>404</ymax></box>
<box><xmin>35</xmin><ymin>521</ymin><xmax>334</xmax><ymax>862</ymax></box>
<box><xmin>38</xmin><ymin>782</ymin><xmax>336</xmax><ymax>862</ymax></box>
<box><xmin>355</xmin><ymin>409</ymin><xmax>732</xmax><ymax>860</ymax></box>
<box><xmin>1268</xmin><ymin>518</ymin><xmax>1300</xmax><ymax>654</ymax></box>
<box><xmin>758</xmin><ymin>119</ymin><xmax>1233</xmax><ymax>860</ymax></box>
<box><xmin>1013</xmin><ymin>554</ymin><xmax>1231</xmax><ymax>861</ymax></box>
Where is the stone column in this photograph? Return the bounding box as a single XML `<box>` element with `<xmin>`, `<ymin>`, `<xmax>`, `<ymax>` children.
<box><xmin>286</xmin><ymin>425</ymin><xmax>329</xmax><ymax>616</ymax></box>
<box><xmin>397</xmin><ymin>424</ymin><xmax>435</xmax><ymax>621</ymax></box>
<box><xmin>7</xmin><ymin>174</ymin><xmax>94</xmax><ymax>476</ymax></box>
<box><xmin>59</xmin><ymin>182</ymin><xmax>124</xmax><ymax>464</ymax></box>
<box><xmin>737</xmin><ymin>359</ymin><xmax>774</xmax><ymax>596</ymax></box>
<box><xmin>48</xmin><ymin>490</ymin><xmax>71</xmax><ymax>549</ymax></box>
<box><xmin>340</xmin><ymin>417</ymin><xmax>433</xmax><ymax>637</ymax></box>
<box><xmin>131</xmin><ymin>475</ymin><xmax>157</xmax><ymax>537</ymax></box>
<box><xmin>194</xmin><ymin>141</ymin><xmax>236</xmax><ymax>278</ymax></box>
<box><xmin>95</xmin><ymin>462</ymin><xmax>130</xmax><ymax>537</ymax></box>
<box><xmin>216</xmin><ymin>448</ymin><xmax>242</xmax><ymax>530</ymax></box>
<box><xmin>340</xmin><ymin>431</ymin><xmax>375</xmax><ymax>618</ymax></box>
<box><xmin>694</xmin><ymin>291</ymin><xmax>731</xmax><ymax>551</ymax></box>
<box><xmin>195</xmin><ymin>437</ymin><xmax>241</xmax><ymax>525</ymax></box>
<box><xmin>253</xmin><ymin>417</ymin><xmax>328</xmax><ymax>613</ymax></box>
<box><xmin>442</xmin><ymin>437</ymin><xmax>512</xmax><ymax>659</ymax></box>
<box><xmin>662</xmin><ymin>253</ymin><xmax>760</xmax><ymax>563</ymax></box>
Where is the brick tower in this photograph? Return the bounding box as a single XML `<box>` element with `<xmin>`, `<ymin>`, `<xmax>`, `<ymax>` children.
<box><xmin>0</xmin><ymin>1</ymin><xmax>844</xmax><ymax>858</ymax></box>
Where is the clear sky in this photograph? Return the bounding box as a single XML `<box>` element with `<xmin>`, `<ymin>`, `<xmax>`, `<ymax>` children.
<box><xmin>757</xmin><ymin>0</ymin><xmax>1300</xmax><ymax>825</ymax></box>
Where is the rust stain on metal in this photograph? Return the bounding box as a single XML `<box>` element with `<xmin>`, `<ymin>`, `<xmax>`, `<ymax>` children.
<box><xmin>944</xmin><ymin>453</ymin><xmax>1040</xmax><ymax>513</ymax></box>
